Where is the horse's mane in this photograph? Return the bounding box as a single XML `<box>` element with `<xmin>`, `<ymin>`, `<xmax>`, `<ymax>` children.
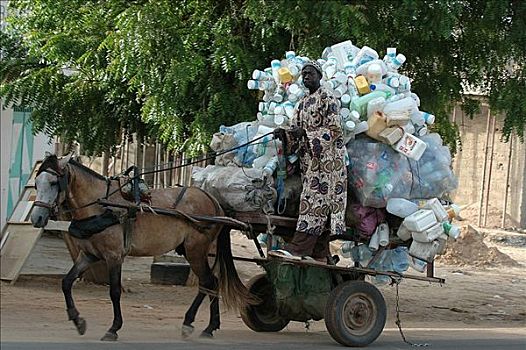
<box><xmin>37</xmin><ymin>155</ymin><xmax>107</xmax><ymax>181</ymax></box>
<box><xmin>69</xmin><ymin>159</ymin><xmax>107</xmax><ymax>181</ymax></box>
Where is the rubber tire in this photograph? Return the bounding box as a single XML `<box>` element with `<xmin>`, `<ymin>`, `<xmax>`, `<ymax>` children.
<box><xmin>240</xmin><ymin>273</ymin><xmax>290</xmax><ymax>332</ymax></box>
<box><xmin>324</xmin><ymin>280</ymin><xmax>386</xmax><ymax>347</ymax></box>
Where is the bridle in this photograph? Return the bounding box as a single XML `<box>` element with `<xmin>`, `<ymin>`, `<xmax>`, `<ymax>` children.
<box><xmin>33</xmin><ymin>167</ymin><xmax>69</xmax><ymax>215</ymax></box>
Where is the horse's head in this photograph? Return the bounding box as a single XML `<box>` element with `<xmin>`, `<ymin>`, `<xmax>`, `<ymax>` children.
<box><xmin>31</xmin><ymin>153</ymin><xmax>73</xmax><ymax>228</ymax></box>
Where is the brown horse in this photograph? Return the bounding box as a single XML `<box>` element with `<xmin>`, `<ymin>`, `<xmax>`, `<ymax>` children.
<box><xmin>30</xmin><ymin>154</ymin><xmax>254</xmax><ymax>341</ymax></box>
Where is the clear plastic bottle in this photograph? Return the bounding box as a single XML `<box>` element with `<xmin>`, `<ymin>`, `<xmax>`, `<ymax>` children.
<box><xmin>391</xmin><ymin>247</ymin><xmax>409</xmax><ymax>273</ymax></box>
<box><xmin>339</xmin><ymin>241</ymin><xmax>354</xmax><ymax>258</ymax></box>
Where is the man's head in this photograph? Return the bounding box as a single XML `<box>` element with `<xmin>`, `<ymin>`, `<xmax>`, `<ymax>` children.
<box><xmin>302</xmin><ymin>61</ymin><xmax>322</xmax><ymax>92</ymax></box>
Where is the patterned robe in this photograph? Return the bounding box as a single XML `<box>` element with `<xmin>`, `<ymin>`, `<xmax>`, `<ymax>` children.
<box><xmin>285</xmin><ymin>86</ymin><xmax>347</xmax><ymax>236</ymax></box>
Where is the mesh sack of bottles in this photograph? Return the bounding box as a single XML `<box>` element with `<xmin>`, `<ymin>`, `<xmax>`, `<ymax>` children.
<box><xmin>192</xmin><ymin>40</ymin><xmax>462</xmax><ymax>279</ymax></box>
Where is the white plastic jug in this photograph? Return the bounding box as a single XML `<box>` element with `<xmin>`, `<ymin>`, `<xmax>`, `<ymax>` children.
<box><xmin>424</xmin><ymin>198</ymin><xmax>449</xmax><ymax>222</ymax></box>
<box><xmin>409</xmin><ymin>240</ymin><xmax>440</xmax><ymax>262</ymax></box>
<box><xmin>393</xmin><ymin>133</ymin><xmax>427</xmax><ymax>161</ymax></box>
<box><xmin>403</xmin><ymin>209</ymin><xmax>437</xmax><ymax>232</ymax></box>
<box><xmin>387</xmin><ymin>198</ymin><xmax>419</xmax><ymax>218</ymax></box>
<box><xmin>396</xmin><ymin>223</ymin><xmax>412</xmax><ymax>241</ymax></box>
<box><xmin>411</xmin><ymin>222</ymin><xmax>445</xmax><ymax>243</ymax></box>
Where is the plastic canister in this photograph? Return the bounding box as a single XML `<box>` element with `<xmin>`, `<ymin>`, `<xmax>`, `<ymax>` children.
<box><xmin>409</xmin><ymin>240</ymin><xmax>440</xmax><ymax>262</ymax></box>
<box><xmin>366</xmin><ymin>111</ymin><xmax>388</xmax><ymax>141</ymax></box>
<box><xmin>387</xmin><ymin>198</ymin><xmax>419</xmax><ymax>218</ymax></box>
<box><xmin>344</xmin><ymin>120</ymin><xmax>356</xmax><ymax>132</ymax></box>
<box><xmin>396</xmin><ymin>223</ymin><xmax>412</xmax><ymax>241</ymax></box>
<box><xmin>416</xmin><ymin>125</ymin><xmax>428</xmax><ymax>136</ymax></box>
<box><xmin>378</xmin><ymin>127</ymin><xmax>404</xmax><ymax>145</ymax></box>
<box><xmin>340</xmin><ymin>107</ymin><xmax>350</xmax><ymax>120</ymax></box>
<box><xmin>383</xmin><ymin>96</ymin><xmax>418</xmax><ymax>117</ymax></box>
<box><xmin>367</xmin><ymin>96</ymin><xmax>386</xmax><ymax>117</ymax></box>
<box><xmin>409</xmin><ymin>256</ymin><xmax>427</xmax><ymax>273</ymax></box>
<box><xmin>354</xmin><ymin>121</ymin><xmax>369</xmax><ymax>135</ymax></box>
<box><xmin>424</xmin><ymin>198</ymin><xmax>449</xmax><ymax>222</ymax></box>
<box><xmin>387</xmin><ymin>53</ymin><xmax>406</xmax><ymax>71</ymax></box>
<box><xmin>369</xmin><ymin>230</ymin><xmax>380</xmax><ymax>251</ymax></box>
<box><xmin>436</xmin><ymin>233</ymin><xmax>449</xmax><ymax>255</ymax></box>
<box><xmin>278</xmin><ymin>67</ymin><xmax>293</xmax><ymax>84</ymax></box>
<box><xmin>401</xmin><ymin>122</ymin><xmax>415</xmax><ymax>135</ymax></box>
<box><xmin>274</xmin><ymin>114</ymin><xmax>288</xmax><ymax>126</ymax></box>
<box><xmin>386</xmin><ymin>111</ymin><xmax>410</xmax><ymax>126</ymax></box>
<box><xmin>351</xmin><ymin>46</ymin><xmax>379</xmax><ymax>68</ymax></box>
<box><xmin>378</xmin><ymin>223</ymin><xmax>390</xmax><ymax>246</ymax></box>
<box><xmin>334</xmin><ymin>84</ymin><xmax>348</xmax><ymax>98</ymax></box>
<box><xmin>252</xmin><ymin>69</ymin><xmax>273</xmax><ymax>81</ymax></box>
<box><xmin>366</xmin><ymin>63</ymin><xmax>383</xmax><ymax>84</ymax></box>
<box><xmin>271</xmin><ymin>59</ymin><xmax>281</xmax><ymax>82</ymax></box>
<box><xmin>339</xmin><ymin>241</ymin><xmax>354</xmax><ymax>258</ymax></box>
<box><xmin>351</xmin><ymin>91</ymin><xmax>391</xmax><ymax>117</ymax></box>
<box><xmin>354</xmin><ymin>75</ymin><xmax>370</xmax><ymax>95</ymax></box>
<box><xmin>340</xmin><ymin>94</ymin><xmax>351</xmax><ymax>107</ymax></box>
<box><xmin>392</xmin><ymin>247</ymin><xmax>409</xmax><ymax>273</ymax></box>
<box><xmin>393</xmin><ymin>132</ymin><xmax>427</xmax><ymax>161</ymax></box>
<box><xmin>331</xmin><ymin>40</ymin><xmax>354</xmax><ymax>69</ymax></box>
<box><xmin>421</xmin><ymin>112</ymin><xmax>435</xmax><ymax>125</ymax></box>
<box><xmin>349</xmin><ymin>110</ymin><xmax>361</xmax><ymax>122</ymax></box>
<box><xmin>443</xmin><ymin>222</ymin><xmax>461</xmax><ymax>240</ymax></box>
<box><xmin>403</xmin><ymin>209</ymin><xmax>437</xmax><ymax>232</ymax></box>
<box><xmin>446</xmin><ymin>204</ymin><xmax>461</xmax><ymax>220</ymax></box>
<box><xmin>411</xmin><ymin>222</ymin><xmax>445</xmax><ymax>243</ymax></box>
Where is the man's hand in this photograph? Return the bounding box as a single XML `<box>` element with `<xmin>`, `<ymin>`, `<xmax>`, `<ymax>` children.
<box><xmin>290</xmin><ymin>127</ymin><xmax>306</xmax><ymax>139</ymax></box>
<box><xmin>273</xmin><ymin>128</ymin><xmax>286</xmax><ymax>141</ymax></box>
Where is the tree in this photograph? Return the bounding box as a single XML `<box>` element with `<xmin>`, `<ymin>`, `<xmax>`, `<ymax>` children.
<box><xmin>1</xmin><ymin>0</ymin><xmax>524</xmax><ymax>155</ymax></box>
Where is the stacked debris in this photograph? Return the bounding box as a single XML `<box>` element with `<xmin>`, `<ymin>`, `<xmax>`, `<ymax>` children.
<box><xmin>192</xmin><ymin>40</ymin><xmax>461</xmax><ymax>277</ymax></box>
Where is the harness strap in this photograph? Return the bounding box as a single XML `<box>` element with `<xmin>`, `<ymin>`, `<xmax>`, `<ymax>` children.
<box><xmin>172</xmin><ymin>186</ymin><xmax>187</xmax><ymax>209</ymax></box>
<box><xmin>34</xmin><ymin>200</ymin><xmax>54</xmax><ymax>209</ymax></box>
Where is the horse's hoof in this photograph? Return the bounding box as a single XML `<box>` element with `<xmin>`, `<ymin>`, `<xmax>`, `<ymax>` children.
<box><xmin>100</xmin><ymin>331</ymin><xmax>118</xmax><ymax>341</ymax></box>
<box><xmin>200</xmin><ymin>331</ymin><xmax>213</xmax><ymax>338</ymax></box>
<box><xmin>75</xmin><ymin>317</ymin><xmax>87</xmax><ymax>335</ymax></box>
<box><xmin>181</xmin><ymin>325</ymin><xmax>194</xmax><ymax>339</ymax></box>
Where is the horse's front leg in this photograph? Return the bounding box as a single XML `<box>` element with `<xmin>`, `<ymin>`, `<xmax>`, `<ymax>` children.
<box><xmin>62</xmin><ymin>252</ymin><xmax>99</xmax><ymax>335</ymax></box>
<box><xmin>101</xmin><ymin>263</ymin><xmax>123</xmax><ymax>341</ymax></box>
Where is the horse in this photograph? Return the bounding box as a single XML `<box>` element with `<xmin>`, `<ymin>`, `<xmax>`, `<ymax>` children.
<box><xmin>30</xmin><ymin>153</ymin><xmax>255</xmax><ymax>341</ymax></box>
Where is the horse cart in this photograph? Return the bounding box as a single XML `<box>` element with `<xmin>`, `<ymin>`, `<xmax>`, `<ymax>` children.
<box><xmin>221</xmin><ymin>212</ymin><xmax>445</xmax><ymax>347</ymax></box>
<box><xmin>32</xmin><ymin>156</ymin><xmax>444</xmax><ymax>346</ymax></box>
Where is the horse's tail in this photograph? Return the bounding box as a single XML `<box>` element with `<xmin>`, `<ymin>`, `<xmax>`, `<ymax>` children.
<box><xmin>216</xmin><ymin>226</ymin><xmax>259</xmax><ymax>309</ymax></box>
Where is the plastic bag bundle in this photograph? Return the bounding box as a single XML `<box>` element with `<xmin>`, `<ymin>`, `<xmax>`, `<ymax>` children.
<box><xmin>404</xmin><ymin>133</ymin><xmax>458</xmax><ymax>199</ymax></box>
<box><xmin>347</xmin><ymin>138</ymin><xmax>412</xmax><ymax>208</ymax></box>
<box><xmin>192</xmin><ymin>165</ymin><xmax>277</xmax><ymax>212</ymax></box>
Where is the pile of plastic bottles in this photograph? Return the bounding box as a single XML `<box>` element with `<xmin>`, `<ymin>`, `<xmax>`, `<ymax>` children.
<box><xmin>197</xmin><ymin>39</ymin><xmax>463</xmax><ymax>275</ymax></box>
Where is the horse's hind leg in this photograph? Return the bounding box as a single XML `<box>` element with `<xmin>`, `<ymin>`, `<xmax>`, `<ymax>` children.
<box><xmin>201</xmin><ymin>288</ymin><xmax>220</xmax><ymax>338</ymax></box>
<box><xmin>101</xmin><ymin>263</ymin><xmax>123</xmax><ymax>341</ymax></box>
<box><xmin>62</xmin><ymin>252</ymin><xmax>99</xmax><ymax>335</ymax></box>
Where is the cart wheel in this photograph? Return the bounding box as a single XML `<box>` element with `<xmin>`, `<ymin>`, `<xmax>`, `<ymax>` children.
<box><xmin>324</xmin><ymin>280</ymin><xmax>386</xmax><ymax>347</ymax></box>
<box><xmin>240</xmin><ymin>273</ymin><xmax>289</xmax><ymax>332</ymax></box>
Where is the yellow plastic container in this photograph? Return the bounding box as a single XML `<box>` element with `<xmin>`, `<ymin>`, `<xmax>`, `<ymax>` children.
<box><xmin>278</xmin><ymin>67</ymin><xmax>293</xmax><ymax>84</ymax></box>
<box><xmin>366</xmin><ymin>111</ymin><xmax>387</xmax><ymax>141</ymax></box>
<box><xmin>354</xmin><ymin>75</ymin><xmax>371</xmax><ymax>95</ymax></box>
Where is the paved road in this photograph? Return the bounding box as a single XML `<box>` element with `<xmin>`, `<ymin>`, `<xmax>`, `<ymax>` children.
<box><xmin>2</xmin><ymin>328</ymin><xmax>525</xmax><ymax>350</ymax></box>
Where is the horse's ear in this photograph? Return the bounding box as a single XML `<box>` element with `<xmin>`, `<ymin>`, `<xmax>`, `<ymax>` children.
<box><xmin>45</xmin><ymin>151</ymin><xmax>52</xmax><ymax>158</ymax></box>
<box><xmin>58</xmin><ymin>153</ymin><xmax>73</xmax><ymax>169</ymax></box>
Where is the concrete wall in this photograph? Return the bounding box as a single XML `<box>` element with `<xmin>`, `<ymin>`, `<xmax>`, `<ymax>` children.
<box><xmin>451</xmin><ymin>103</ymin><xmax>525</xmax><ymax>229</ymax></box>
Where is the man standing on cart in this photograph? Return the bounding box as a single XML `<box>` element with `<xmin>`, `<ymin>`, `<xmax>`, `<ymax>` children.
<box><xmin>272</xmin><ymin>61</ymin><xmax>347</xmax><ymax>262</ymax></box>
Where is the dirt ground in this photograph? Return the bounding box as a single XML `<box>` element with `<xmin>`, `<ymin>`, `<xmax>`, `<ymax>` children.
<box><xmin>1</xmin><ymin>225</ymin><xmax>525</xmax><ymax>343</ymax></box>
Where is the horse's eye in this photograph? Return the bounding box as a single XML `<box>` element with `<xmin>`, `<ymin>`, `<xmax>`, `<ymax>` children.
<box><xmin>50</xmin><ymin>181</ymin><xmax>59</xmax><ymax>186</ymax></box>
